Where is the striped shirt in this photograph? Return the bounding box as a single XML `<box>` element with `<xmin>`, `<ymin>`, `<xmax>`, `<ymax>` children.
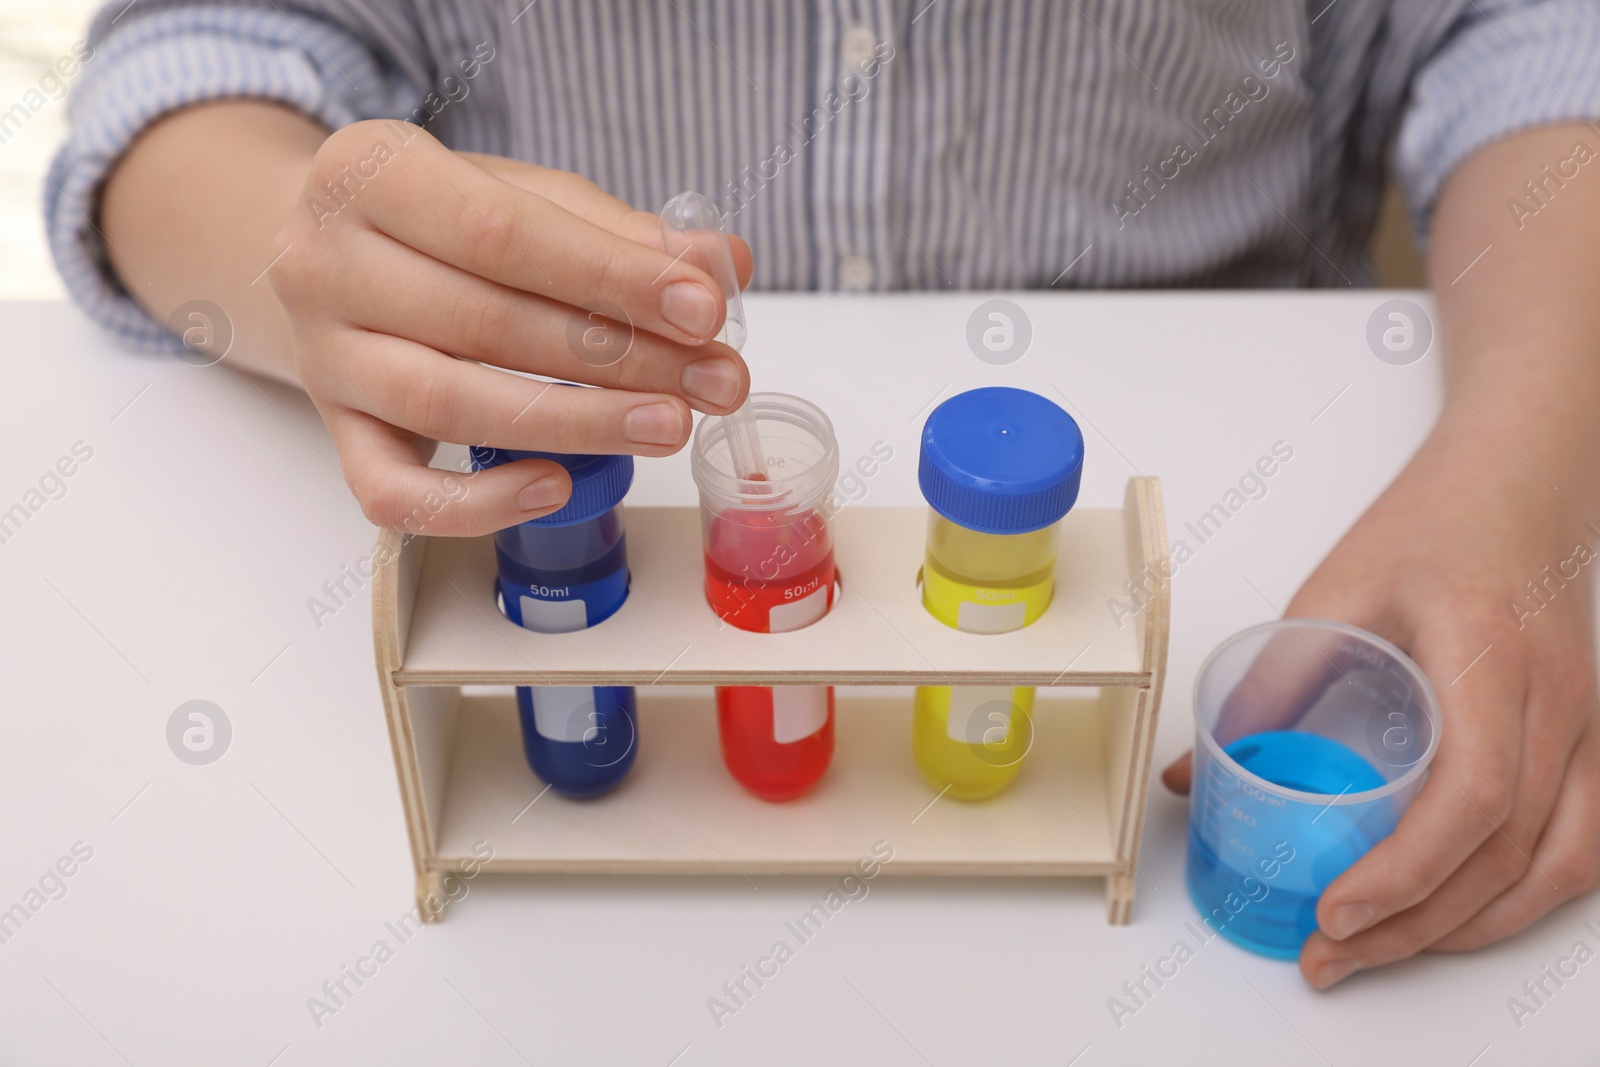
<box><xmin>46</xmin><ymin>0</ymin><xmax>1600</xmax><ymax>349</ymax></box>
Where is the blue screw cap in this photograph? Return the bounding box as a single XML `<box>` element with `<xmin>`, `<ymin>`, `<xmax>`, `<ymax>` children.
<box><xmin>918</xmin><ymin>387</ymin><xmax>1084</xmax><ymax>535</ymax></box>
<box><xmin>469</xmin><ymin>448</ymin><xmax>634</xmax><ymax>526</ymax></box>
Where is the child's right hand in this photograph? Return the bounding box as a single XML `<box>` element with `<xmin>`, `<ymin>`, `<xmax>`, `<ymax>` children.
<box><xmin>268</xmin><ymin>120</ymin><xmax>752</xmax><ymax>536</ymax></box>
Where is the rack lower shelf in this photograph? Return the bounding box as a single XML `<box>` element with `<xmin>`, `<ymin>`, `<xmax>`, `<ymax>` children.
<box><xmin>432</xmin><ymin>690</ymin><xmax>1123</xmax><ymax>877</ymax></box>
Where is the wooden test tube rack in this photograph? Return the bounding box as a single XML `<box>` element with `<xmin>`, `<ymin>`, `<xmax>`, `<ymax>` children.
<box><xmin>371</xmin><ymin>477</ymin><xmax>1170</xmax><ymax>922</ymax></box>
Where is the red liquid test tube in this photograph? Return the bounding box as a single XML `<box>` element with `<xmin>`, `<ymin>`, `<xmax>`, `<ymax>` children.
<box><xmin>692</xmin><ymin>393</ymin><xmax>840</xmax><ymax>801</ymax></box>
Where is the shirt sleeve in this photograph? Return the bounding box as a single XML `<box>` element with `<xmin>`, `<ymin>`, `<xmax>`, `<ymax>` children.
<box><xmin>1395</xmin><ymin>0</ymin><xmax>1600</xmax><ymax>245</ymax></box>
<box><xmin>46</xmin><ymin>1</ymin><xmax>426</xmax><ymax>350</ymax></box>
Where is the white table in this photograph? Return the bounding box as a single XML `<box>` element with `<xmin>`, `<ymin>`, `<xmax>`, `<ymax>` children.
<box><xmin>0</xmin><ymin>295</ymin><xmax>1589</xmax><ymax>1065</ymax></box>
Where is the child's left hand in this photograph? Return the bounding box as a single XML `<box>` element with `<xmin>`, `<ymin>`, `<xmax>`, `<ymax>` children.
<box><xmin>1163</xmin><ymin>411</ymin><xmax>1600</xmax><ymax>988</ymax></box>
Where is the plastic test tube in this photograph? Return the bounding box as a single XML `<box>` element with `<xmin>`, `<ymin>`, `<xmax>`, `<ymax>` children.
<box><xmin>691</xmin><ymin>394</ymin><xmax>841</xmax><ymax>801</ymax></box>
<box><xmin>471</xmin><ymin>447</ymin><xmax>638</xmax><ymax>798</ymax></box>
<box><xmin>912</xmin><ymin>387</ymin><xmax>1085</xmax><ymax>800</ymax></box>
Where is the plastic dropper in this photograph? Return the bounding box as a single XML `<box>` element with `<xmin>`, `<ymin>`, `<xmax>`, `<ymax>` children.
<box><xmin>659</xmin><ymin>192</ymin><xmax>765</xmax><ymax>481</ymax></box>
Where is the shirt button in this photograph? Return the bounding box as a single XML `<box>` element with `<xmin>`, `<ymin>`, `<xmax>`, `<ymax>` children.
<box><xmin>838</xmin><ymin>255</ymin><xmax>875</xmax><ymax>290</ymax></box>
<box><xmin>840</xmin><ymin>25</ymin><xmax>880</xmax><ymax>71</ymax></box>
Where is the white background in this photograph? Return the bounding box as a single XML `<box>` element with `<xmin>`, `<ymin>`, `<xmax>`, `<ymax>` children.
<box><xmin>0</xmin><ymin>1</ymin><xmax>98</xmax><ymax>299</ymax></box>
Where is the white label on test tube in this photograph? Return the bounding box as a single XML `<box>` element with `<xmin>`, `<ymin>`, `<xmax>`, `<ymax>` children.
<box><xmin>955</xmin><ymin>599</ymin><xmax>1027</xmax><ymax>635</ymax></box>
<box><xmin>768</xmin><ymin>584</ymin><xmax>830</xmax><ymax>633</ymax></box>
<box><xmin>772</xmin><ymin>687</ymin><xmax>829</xmax><ymax>744</ymax></box>
<box><xmin>946</xmin><ymin>686</ymin><xmax>1016</xmax><ymax>744</ymax></box>
<box><xmin>533</xmin><ymin>686</ymin><xmax>598</xmax><ymax>742</ymax></box>
<box><xmin>520</xmin><ymin>595</ymin><xmax>588</xmax><ymax>634</ymax></box>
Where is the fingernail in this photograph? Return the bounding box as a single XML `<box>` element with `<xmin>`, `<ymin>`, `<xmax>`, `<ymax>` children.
<box><xmin>625</xmin><ymin>402</ymin><xmax>685</xmax><ymax>446</ymax></box>
<box><xmin>1323</xmin><ymin>902</ymin><xmax>1375</xmax><ymax>941</ymax></box>
<box><xmin>681</xmin><ymin>357</ymin><xmax>742</xmax><ymax>408</ymax></box>
<box><xmin>518</xmin><ymin>474</ymin><xmax>566</xmax><ymax>512</ymax></box>
<box><xmin>660</xmin><ymin>282</ymin><xmax>718</xmax><ymax>340</ymax></box>
<box><xmin>1315</xmin><ymin>958</ymin><xmax>1361</xmax><ymax>989</ymax></box>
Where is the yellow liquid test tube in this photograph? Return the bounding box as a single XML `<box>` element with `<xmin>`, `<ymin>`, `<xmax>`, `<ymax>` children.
<box><xmin>911</xmin><ymin>388</ymin><xmax>1084</xmax><ymax>800</ymax></box>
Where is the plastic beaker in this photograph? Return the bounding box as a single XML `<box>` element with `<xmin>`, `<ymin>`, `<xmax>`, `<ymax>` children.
<box><xmin>1186</xmin><ymin>618</ymin><xmax>1441</xmax><ymax>959</ymax></box>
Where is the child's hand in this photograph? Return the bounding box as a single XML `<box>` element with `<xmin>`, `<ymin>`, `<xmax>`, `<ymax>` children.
<box><xmin>268</xmin><ymin>120</ymin><xmax>752</xmax><ymax>535</ymax></box>
<box><xmin>1162</xmin><ymin>422</ymin><xmax>1600</xmax><ymax>987</ymax></box>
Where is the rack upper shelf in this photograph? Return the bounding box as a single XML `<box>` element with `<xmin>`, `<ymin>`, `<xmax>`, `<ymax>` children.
<box><xmin>377</xmin><ymin>477</ymin><xmax>1166</xmax><ymax>688</ymax></box>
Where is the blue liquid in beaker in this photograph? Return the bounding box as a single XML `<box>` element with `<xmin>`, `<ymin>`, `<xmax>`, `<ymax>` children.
<box><xmin>1186</xmin><ymin>731</ymin><xmax>1388</xmax><ymax>959</ymax></box>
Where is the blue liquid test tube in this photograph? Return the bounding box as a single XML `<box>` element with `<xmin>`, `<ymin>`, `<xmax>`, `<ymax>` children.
<box><xmin>470</xmin><ymin>447</ymin><xmax>637</xmax><ymax>799</ymax></box>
